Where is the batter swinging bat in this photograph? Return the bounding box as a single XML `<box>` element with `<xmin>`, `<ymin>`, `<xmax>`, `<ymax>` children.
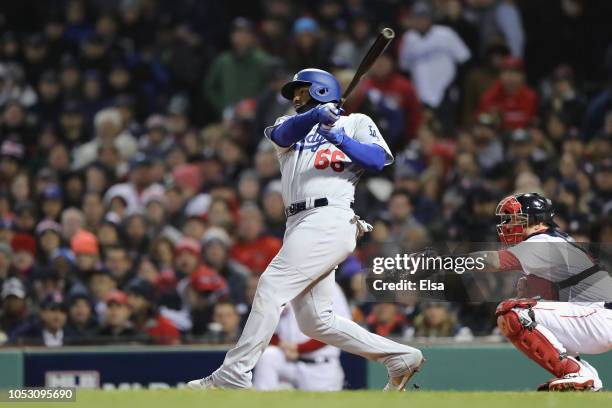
<box><xmin>338</xmin><ymin>27</ymin><xmax>395</xmax><ymax>108</ymax></box>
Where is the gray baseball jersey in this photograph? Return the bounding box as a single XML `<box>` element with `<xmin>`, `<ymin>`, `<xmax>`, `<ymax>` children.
<box><xmin>264</xmin><ymin>113</ymin><xmax>394</xmax><ymax>206</ymax></box>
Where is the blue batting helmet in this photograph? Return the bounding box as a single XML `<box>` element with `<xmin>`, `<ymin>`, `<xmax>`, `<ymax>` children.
<box><xmin>281</xmin><ymin>68</ymin><xmax>341</xmax><ymax>103</ymax></box>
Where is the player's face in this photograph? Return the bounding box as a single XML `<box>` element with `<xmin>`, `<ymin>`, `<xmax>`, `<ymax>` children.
<box><xmin>292</xmin><ymin>86</ymin><xmax>311</xmax><ymax>112</ymax></box>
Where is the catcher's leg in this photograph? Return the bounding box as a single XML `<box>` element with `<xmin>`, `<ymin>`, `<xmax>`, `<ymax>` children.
<box><xmin>496</xmin><ymin>299</ymin><xmax>602</xmax><ymax>391</ymax></box>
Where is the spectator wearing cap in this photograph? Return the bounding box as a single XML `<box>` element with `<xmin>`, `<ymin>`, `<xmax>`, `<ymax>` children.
<box><xmin>204</xmin><ymin>17</ymin><xmax>270</xmax><ymax>116</ymax></box>
<box><xmin>87</xmin><ymin>268</ymin><xmax>117</xmax><ymax>320</ymax></box>
<box><xmin>13</xmin><ymin>201</ymin><xmax>37</xmax><ymax>234</ymax></box>
<box><xmin>59</xmin><ymin>101</ymin><xmax>88</xmax><ymax>147</ymax></box>
<box><xmin>11</xmin><ymin>233</ymin><xmax>37</xmax><ymax>277</ymax></box>
<box><xmin>393</xmin><ymin>157</ymin><xmax>438</xmax><ymax>227</ymax></box>
<box><xmin>448</xmin><ymin>185</ymin><xmax>499</xmax><ymax>242</ymax></box>
<box><xmin>541</xmin><ymin>65</ymin><xmax>585</xmax><ymax>131</ymax></box>
<box><xmin>139</xmin><ymin>115</ymin><xmax>172</xmax><ymax>159</ymax></box>
<box><xmin>98</xmin><ymin>290</ymin><xmax>139</xmax><ymax>344</ymax></box>
<box><xmin>185</xmin><ymin>265</ymin><xmax>229</xmax><ymax>336</ymax></box>
<box><xmin>126</xmin><ymin>278</ymin><xmax>180</xmax><ymax>345</ymax></box>
<box><xmin>0</xmin><ymin>277</ymin><xmax>28</xmax><ymax>339</ymax></box>
<box><xmin>35</xmin><ymin>220</ymin><xmax>62</xmax><ymax>262</ymax></box>
<box><xmin>398</xmin><ymin>2</ymin><xmax>471</xmax><ymax>119</ymax></box>
<box><xmin>31</xmin><ymin>268</ymin><xmax>65</xmax><ymax>305</ymax></box>
<box><xmin>472</xmin><ymin>113</ymin><xmax>505</xmax><ymax>174</ymax></box>
<box><xmin>174</xmin><ymin>237</ymin><xmax>205</xmax><ymax>279</ymax></box>
<box><xmin>40</xmin><ymin>184</ymin><xmax>64</xmax><ymax>221</ymax></box>
<box><xmin>65</xmin><ymin>292</ymin><xmax>99</xmax><ymax>345</ymax></box>
<box><xmin>71</xmin><ymin>230</ymin><xmax>100</xmax><ymax>281</ymax></box>
<box><xmin>261</xmin><ymin>181</ymin><xmax>286</xmax><ymax>239</ymax></box>
<box><xmin>10</xmin><ymin>293</ymin><xmax>69</xmax><ymax>347</ymax></box>
<box><xmin>34</xmin><ymin>70</ymin><xmax>62</xmax><ymax>124</ymax></box>
<box><xmin>287</xmin><ymin>17</ymin><xmax>330</xmax><ymax>71</ymax></box>
<box><xmin>462</xmin><ymin>41</ymin><xmax>511</xmax><ymax>126</ymax></box>
<box><xmin>104</xmin><ymin>246</ymin><xmax>134</xmax><ymax>289</ymax></box>
<box><xmin>478</xmin><ymin>56</ymin><xmax>538</xmax><ymax>130</ymax></box>
<box><xmin>72</xmin><ymin>107</ymin><xmax>138</xmax><ymax>170</ymax></box>
<box><xmin>202</xmin><ymin>227</ymin><xmax>249</xmax><ymax>304</ymax></box>
<box><xmin>351</xmin><ymin>52</ymin><xmax>423</xmax><ymax>149</ymax></box>
<box><xmin>80</xmin><ymin>70</ymin><xmax>107</xmax><ymax>123</ymax></box>
<box><xmin>103</xmin><ymin>153</ymin><xmax>165</xmax><ymax>214</ymax></box>
<box><xmin>0</xmin><ymin>140</ymin><xmax>25</xmax><ymax>185</ymax></box>
<box><xmin>230</xmin><ymin>204</ymin><xmax>281</xmax><ymax>276</ymax></box>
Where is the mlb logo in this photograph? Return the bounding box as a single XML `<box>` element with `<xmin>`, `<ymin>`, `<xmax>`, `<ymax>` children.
<box><xmin>45</xmin><ymin>370</ymin><xmax>100</xmax><ymax>388</ymax></box>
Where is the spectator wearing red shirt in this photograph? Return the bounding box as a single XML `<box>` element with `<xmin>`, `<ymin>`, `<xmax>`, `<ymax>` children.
<box><xmin>230</xmin><ymin>204</ymin><xmax>281</xmax><ymax>276</ymax></box>
<box><xmin>351</xmin><ymin>53</ymin><xmax>423</xmax><ymax>149</ymax></box>
<box><xmin>478</xmin><ymin>57</ymin><xmax>537</xmax><ymax>131</ymax></box>
<box><xmin>366</xmin><ymin>303</ymin><xmax>410</xmax><ymax>338</ymax></box>
<box><xmin>126</xmin><ymin>278</ymin><xmax>180</xmax><ymax>345</ymax></box>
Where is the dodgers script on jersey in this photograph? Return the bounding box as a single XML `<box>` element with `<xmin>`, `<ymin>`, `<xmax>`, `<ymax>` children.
<box><xmin>264</xmin><ymin>113</ymin><xmax>394</xmax><ymax>206</ymax></box>
<box><xmin>508</xmin><ymin>232</ymin><xmax>612</xmax><ymax>303</ymax></box>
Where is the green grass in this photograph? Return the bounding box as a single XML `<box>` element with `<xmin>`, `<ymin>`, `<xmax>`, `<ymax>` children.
<box><xmin>12</xmin><ymin>390</ymin><xmax>612</xmax><ymax>408</ymax></box>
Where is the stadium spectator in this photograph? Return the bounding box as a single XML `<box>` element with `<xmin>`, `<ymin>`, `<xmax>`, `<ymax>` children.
<box><xmin>366</xmin><ymin>303</ymin><xmax>411</xmax><ymax>338</ymax></box>
<box><xmin>230</xmin><ymin>204</ymin><xmax>281</xmax><ymax>276</ymax></box>
<box><xmin>98</xmin><ymin>289</ymin><xmax>139</xmax><ymax>344</ymax></box>
<box><xmin>398</xmin><ymin>1</ymin><xmax>471</xmax><ymax>131</ymax></box>
<box><xmin>208</xmin><ymin>301</ymin><xmax>242</xmax><ymax>344</ymax></box>
<box><xmin>412</xmin><ymin>302</ymin><xmax>472</xmax><ymax>340</ymax></box>
<box><xmin>477</xmin><ymin>56</ymin><xmax>538</xmax><ymax>131</ymax></box>
<box><xmin>204</xmin><ymin>17</ymin><xmax>270</xmax><ymax>116</ymax></box>
<box><xmin>10</xmin><ymin>293</ymin><xmax>69</xmax><ymax>346</ymax></box>
<box><xmin>126</xmin><ymin>278</ymin><xmax>180</xmax><ymax>345</ymax></box>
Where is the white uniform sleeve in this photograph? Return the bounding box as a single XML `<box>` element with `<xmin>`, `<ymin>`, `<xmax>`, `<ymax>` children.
<box><xmin>264</xmin><ymin>115</ymin><xmax>293</xmax><ymax>154</ymax></box>
<box><xmin>445</xmin><ymin>28</ymin><xmax>471</xmax><ymax>64</ymax></box>
<box><xmin>348</xmin><ymin>113</ymin><xmax>394</xmax><ymax>166</ymax></box>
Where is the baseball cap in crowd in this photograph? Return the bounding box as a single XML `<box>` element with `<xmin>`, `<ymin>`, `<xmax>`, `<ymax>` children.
<box><xmin>293</xmin><ymin>17</ymin><xmax>318</xmax><ymax>34</ymax></box>
<box><xmin>232</xmin><ymin>17</ymin><xmax>254</xmax><ymax>32</ymax></box>
<box><xmin>501</xmin><ymin>56</ymin><xmax>524</xmax><ymax>71</ymax></box>
<box><xmin>202</xmin><ymin>227</ymin><xmax>231</xmax><ymax>248</ymax></box>
<box><xmin>42</xmin><ymin>184</ymin><xmax>63</xmax><ymax>201</ymax></box>
<box><xmin>35</xmin><ymin>219</ymin><xmax>62</xmax><ymax>236</ymax></box>
<box><xmin>50</xmin><ymin>247</ymin><xmax>76</xmax><ymax>265</ymax></box>
<box><xmin>190</xmin><ymin>266</ymin><xmax>228</xmax><ymax>295</ymax></box>
<box><xmin>175</xmin><ymin>236</ymin><xmax>201</xmax><ymax>257</ymax></box>
<box><xmin>70</xmin><ymin>230</ymin><xmax>99</xmax><ymax>255</ymax></box>
<box><xmin>145</xmin><ymin>114</ymin><xmax>167</xmax><ymax>130</ymax></box>
<box><xmin>511</xmin><ymin>128</ymin><xmax>532</xmax><ymax>143</ymax></box>
<box><xmin>41</xmin><ymin>293</ymin><xmax>67</xmax><ymax>311</ymax></box>
<box><xmin>1</xmin><ymin>277</ymin><xmax>26</xmax><ymax>300</ymax></box>
<box><xmin>126</xmin><ymin>278</ymin><xmax>155</xmax><ymax>303</ymax></box>
<box><xmin>0</xmin><ymin>140</ymin><xmax>25</xmax><ymax>160</ymax></box>
<box><xmin>412</xmin><ymin>1</ymin><xmax>433</xmax><ymax>18</ymax></box>
<box><xmin>11</xmin><ymin>233</ymin><xmax>37</xmax><ymax>257</ymax></box>
<box><xmin>106</xmin><ymin>289</ymin><xmax>129</xmax><ymax>306</ymax></box>
<box><xmin>129</xmin><ymin>153</ymin><xmax>152</xmax><ymax>171</ymax></box>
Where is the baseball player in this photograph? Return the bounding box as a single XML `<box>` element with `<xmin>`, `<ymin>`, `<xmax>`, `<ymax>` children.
<box><xmin>471</xmin><ymin>193</ymin><xmax>612</xmax><ymax>391</ymax></box>
<box><xmin>188</xmin><ymin>68</ymin><xmax>424</xmax><ymax>390</ymax></box>
<box><xmin>253</xmin><ymin>281</ymin><xmax>350</xmax><ymax>391</ymax></box>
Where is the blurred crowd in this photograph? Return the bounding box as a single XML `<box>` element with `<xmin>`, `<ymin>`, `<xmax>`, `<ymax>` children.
<box><xmin>0</xmin><ymin>0</ymin><xmax>611</xmax><ymax>347</ymax></box>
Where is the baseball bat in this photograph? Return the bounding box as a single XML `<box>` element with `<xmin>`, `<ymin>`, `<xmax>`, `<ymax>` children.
<box><xmin>338</xmin><ymin>27</ymin><xmax>395</xmax><ymax>108</ymax></box>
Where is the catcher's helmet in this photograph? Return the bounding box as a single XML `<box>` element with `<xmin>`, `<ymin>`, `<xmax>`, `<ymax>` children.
<box><xmin>495</xmin><ymin>193</ymin><xmax>557</xmax><ymax>245</ymax></box>
<box><xmin>281</xmin><ymin>68</ymin><xmax>341</xmax><ymax>103</ymax></box>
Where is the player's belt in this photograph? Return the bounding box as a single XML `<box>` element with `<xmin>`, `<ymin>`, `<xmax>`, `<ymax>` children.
<box><xmin>605</xmin><ymin>302</ymin><xmax>612</xmax><ymax>310</ymax></box>
<box><xmin>297</xmin><ymin>356</ymin><xmax>332</xmax><ymax>364</ymax></box>
<box><xmin>285</xmin><ymin>198</ymin><xmax>354</xmax><ymax>217</ymax></box>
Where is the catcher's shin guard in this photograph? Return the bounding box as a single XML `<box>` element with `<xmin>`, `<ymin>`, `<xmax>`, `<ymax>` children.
<box><xmin>496</xmin><ymin>300</ymin><xmax>580</xmax><ymax>378</ymax></box>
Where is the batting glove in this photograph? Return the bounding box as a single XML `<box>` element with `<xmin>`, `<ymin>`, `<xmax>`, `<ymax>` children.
<box><xmin>311</xmin><ymin>103</ymin><xmax>344</xmax><ymax>126</ymax></box>
<box><xmin>318</xmin><ymin>125</ymin><xmax>347</xmax><ymax>146</ymax></box>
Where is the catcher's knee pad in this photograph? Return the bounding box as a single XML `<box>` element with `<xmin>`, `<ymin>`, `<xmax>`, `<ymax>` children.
<box><xmin>497</xmin><ymin>309</ymin><xmax>579</xmax><ymax>378</ymax></box>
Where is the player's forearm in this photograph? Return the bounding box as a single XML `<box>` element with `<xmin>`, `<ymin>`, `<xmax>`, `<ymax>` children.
<box><xmin>337</xmin><ymin>137</ymin><xmax>386</xmax><ymax>172</ymax></box>
<box><xmin>270</xmin><ymin>110</ymin><xmax>318</xmax><ymax>147</ymax></box>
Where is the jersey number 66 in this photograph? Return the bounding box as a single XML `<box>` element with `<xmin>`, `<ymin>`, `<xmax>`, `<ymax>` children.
<box><xmin>314</xmin><ymin>149</ymin><xmax>346</xmax><ymax>172</ymax></box>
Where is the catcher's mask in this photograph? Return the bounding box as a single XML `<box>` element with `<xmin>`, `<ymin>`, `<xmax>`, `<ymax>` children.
<box><xmin>495</xmin><ymin>193</ymin><xmax>556</xmax><ymax>245</ymax></box>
